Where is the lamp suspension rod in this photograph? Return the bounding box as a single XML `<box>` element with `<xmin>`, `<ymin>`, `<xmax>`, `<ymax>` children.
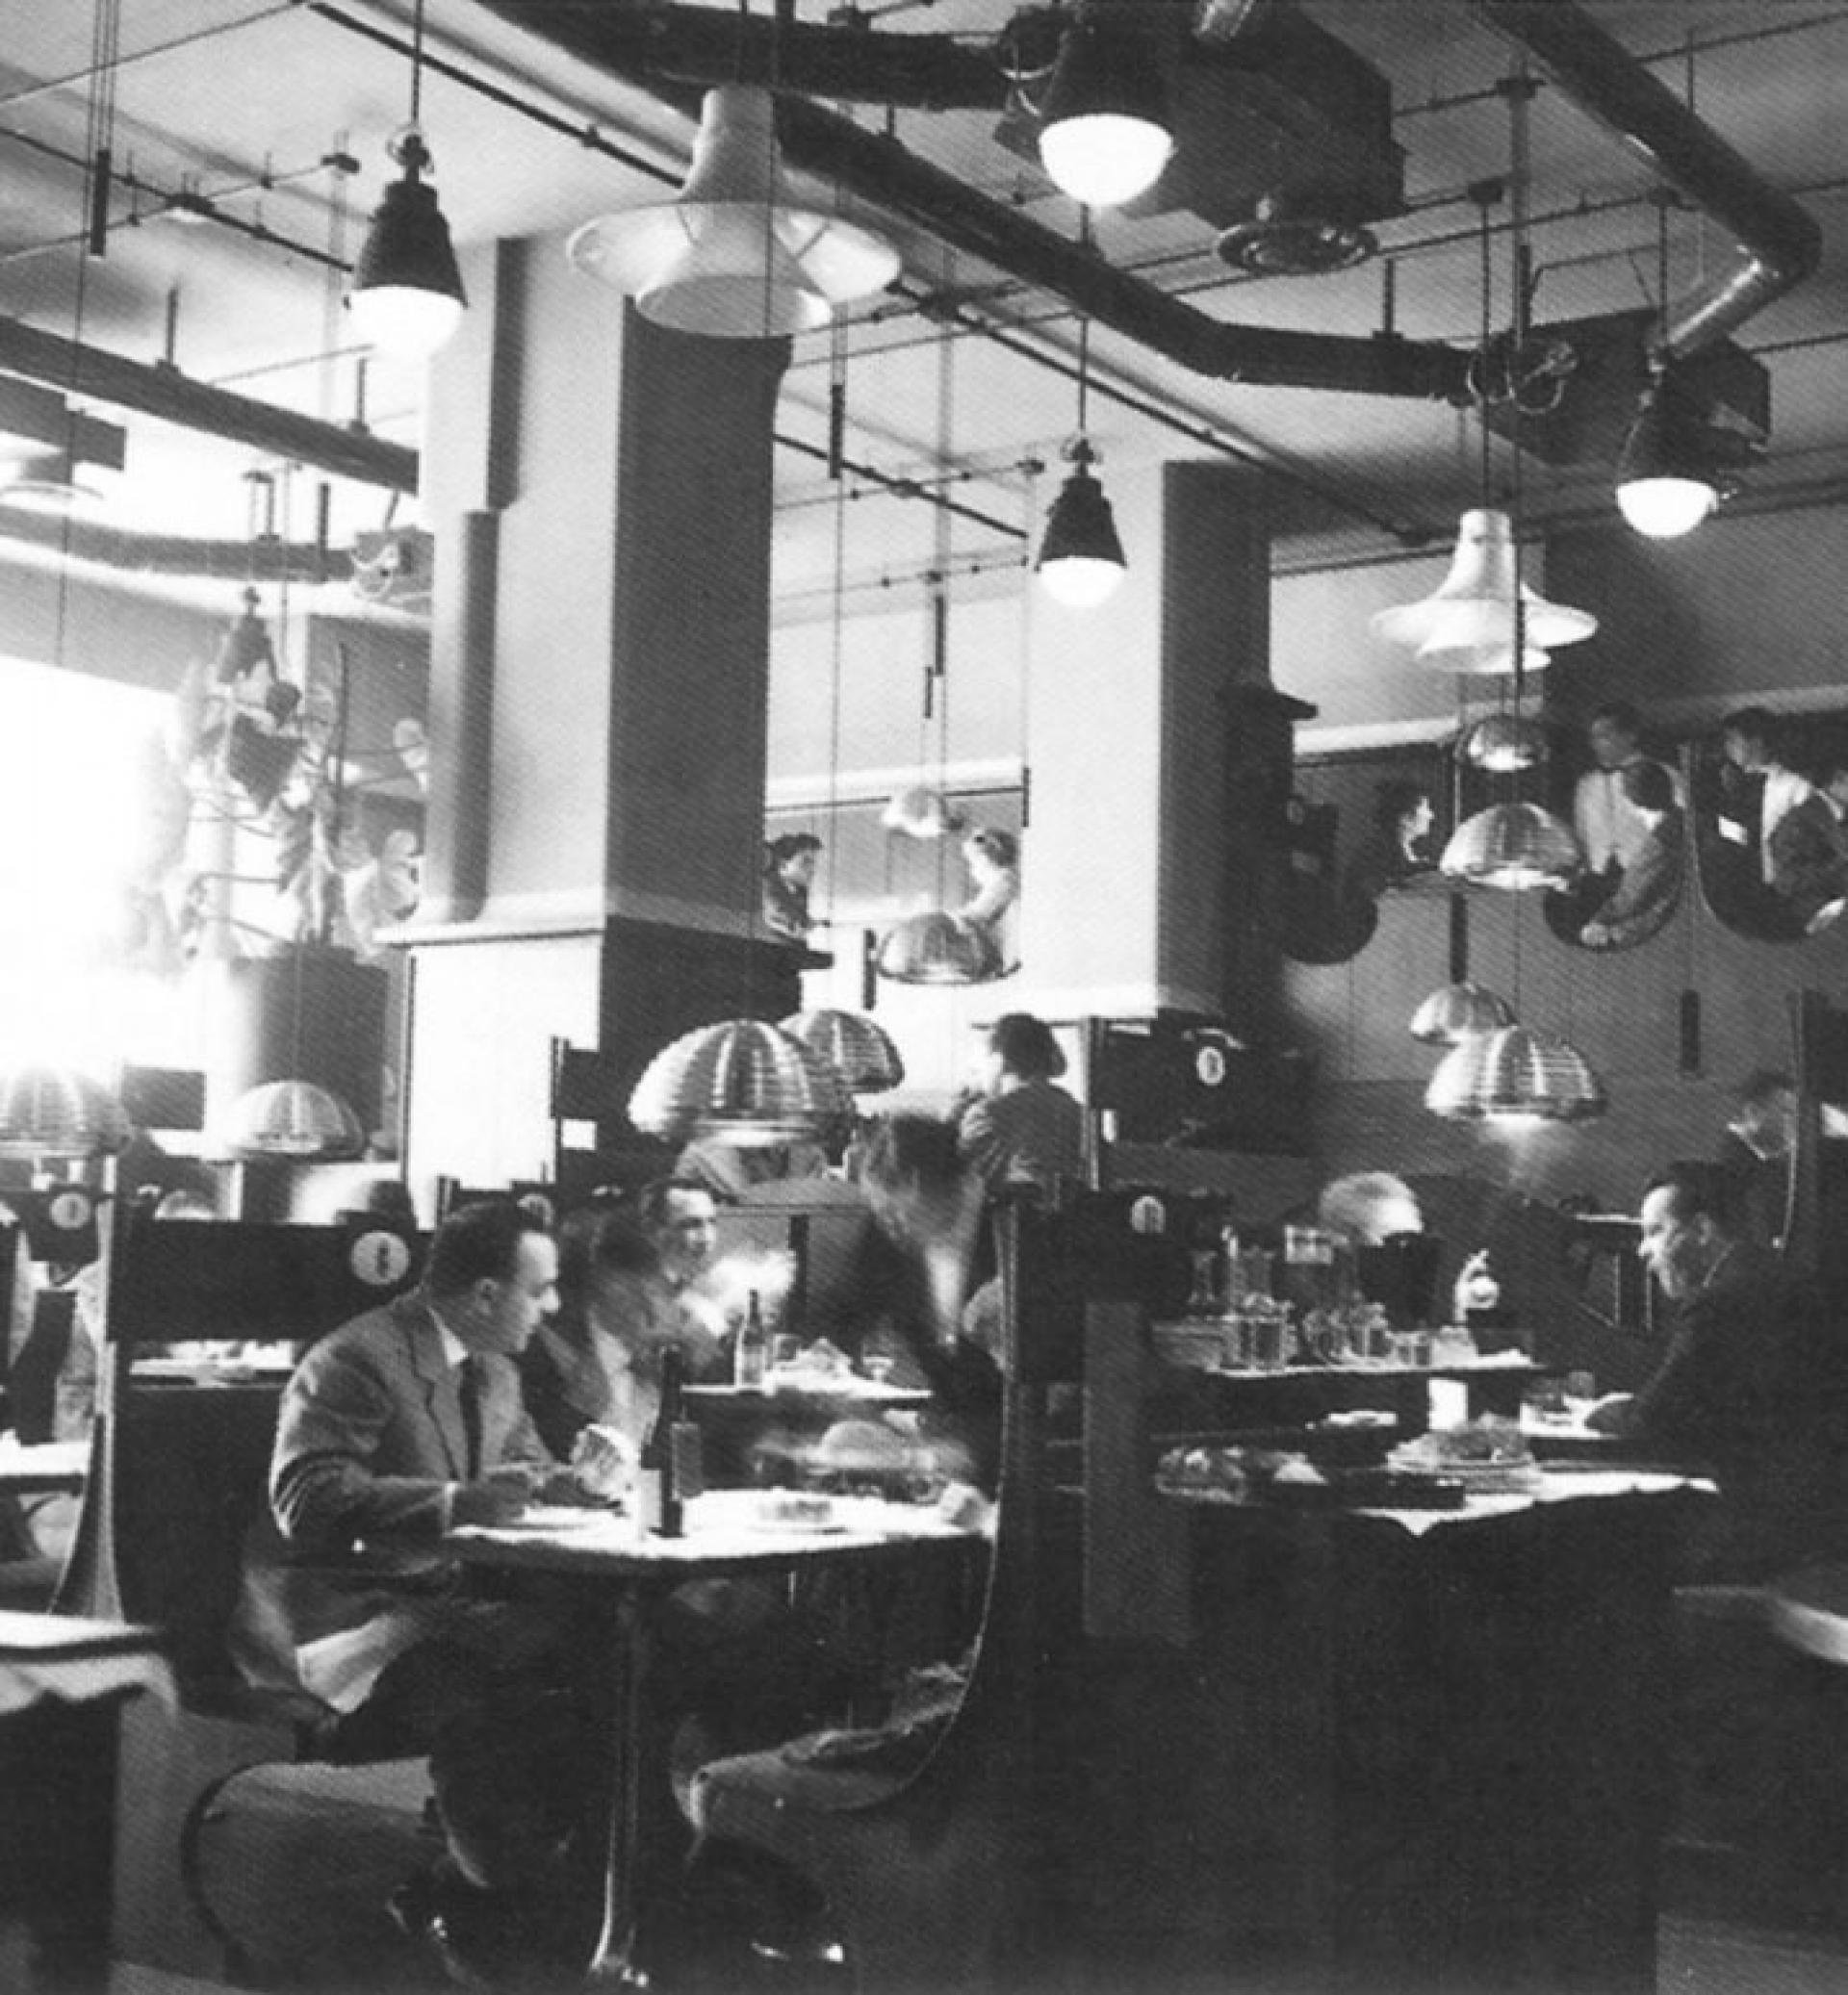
<box><xmin>775</xmin><ymin>432</ymin><xmax>1027</xmax><ymax>538</ymax></box>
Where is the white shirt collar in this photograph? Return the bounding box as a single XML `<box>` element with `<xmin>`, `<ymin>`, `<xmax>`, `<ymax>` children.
<box><xmin>427</xmin><ymin>1304</ymin><xmax>469</xmax><ymax>1370</ymax></box>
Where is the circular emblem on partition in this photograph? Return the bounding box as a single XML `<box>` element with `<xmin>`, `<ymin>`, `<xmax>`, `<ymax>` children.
<box><xmin>1194</xmin><ymin>1044</ymin><xmax>1227</xmax><ymax>1089</ymax></box>
<box><xmin>47</xmin><ymin>1188</ymin><xmax>92</xmax><ymax>1234</ymax></box>
<box><xmin>1129</xmin><ymin>1193</ymin><xmax>1168</xmax><ymax>1237</ymax></box>
<box><xmin>350</xmin><ymin>1230</ymin><xmax>413</xmax><ymax>1289</ymax></box>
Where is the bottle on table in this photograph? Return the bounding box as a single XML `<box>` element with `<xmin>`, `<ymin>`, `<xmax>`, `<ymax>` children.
<box><xmin>733</xmin><ymin>1289</ymin><xmax>768</xmax><ymax>1392</ymax></box>
<box><xmin>638</xmin><ymin>1346</ymin><xmax>697</xmax><ymax>1537</ymax></box>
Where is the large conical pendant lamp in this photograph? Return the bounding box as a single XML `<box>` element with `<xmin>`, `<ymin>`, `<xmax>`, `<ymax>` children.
<box><xmin>1373</xmin><ymin>510</ymin><xmax>1596</xmax><ymax>675</ymax></box>
<box><xmin>0</xmin><ymin>1065</ymin><xmax>131</xmax><ymax>1159</ymax></box>
<box><xmin>781</xmin><ymin>1009</ymin><xmax>905</xmax><ymax>1094</ymax></box>
<box><xmin>223</xmin><ymin>1079</ymin><xmax>366</xmax><ymax>1160</ymax></box>
<box><xmin>874</xmin><ymin>911</ymin><xmax>1001</xmax><ymax>986</ymax></box>
<box><xmin>1614</xmin><ymin>370</ymin><xmax>1722</xmax><ymax>539</ymax></box>
<box><xmin>1425</xmin><ymin>1023</ymin><xmax>1606</xmax><ymax>1125</ymax></box>
<box><xmin>347</xmin><ymin>128</ymin><xmax>467</xmax><ymax>361</ymax></box>
<box><xmin>1441</xmin><ymin>800</ymin><xmax>1581</xmax><ymax>892</ymax></box>
<box><xmin>568</xmin><ymin>85</ymin><xmax>899</xmax><ymax>337</ymax></box>
<box><xmin>1409</xmin><ymin>981</ymin><xmax>1517</xmax><ymax>1047</ymax></box>
<box><xmin>629</xmin><ymin>1019</ymin><xmax>852</xmax><ymax>1149</ymax></box>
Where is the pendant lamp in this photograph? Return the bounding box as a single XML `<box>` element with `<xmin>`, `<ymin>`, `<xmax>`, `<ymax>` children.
<box><xmin>348</xmin><ymin>127</ymin><xmax>466</xmax><ymax>361</ymax></box>
<box><xmin>1408</xmin><ymin>981</ymin><xmax>1517</xmax><ymax>1047</ymax></box>
<box><xmin>1441</xmin><ymin>800</ymin><xmax>1580</xmax><ymax>892</ymax></box>
<box><xmin>881</xmin><ymin>784</ymin><xmax>965</xmax><ymax>840</ymax></box>
<box><xmin>1614</xmin><ymin>370</ymin><xmax>1723</xmax><ymax>539</ymax></box>
<box><xmin>781</xmin><ymin>1009</ymin><xmax>905</xmax><ymax>1094</ymax></box>
<box><xmin>1461</xmin><ymin>712</ymin><xmax>1549</xmax><ymax>774</ymax></box>
<box><xmin>1037</xmin><ymin>10</ymin><xmax>1174</xmax><ymax>210</ymax></box>
<box><xmin>1037</xmin><ymin>276</ymin><xmax>1126</xmax><ymax>608</ymax></box>
<box><xmin>629</xmin><ymin>1019</ymin><xmax>852</xmax><ymax>1148</ymax></box>
<box><xmin>1373</xmin><ymin>510</ymin><xmax>1595</xmax><ymax>675</ymax></box>
<box><xmin>0</xmin><ymin>448</ymin><xmax>107</xmax><ymax>515</ymax></box>
<box><xmin>223</xmin><ymin>1079</ymin><xmax>366</xmax><ymax>1161</ymax></box>
<box><xmin>1425</xmin><ymin>1023</ymin><xmax>1606</xmax><ymax>1125</ymax></box>
<box><xmin>0</xmin><ymin>1065</ymin><xmax>130</xmax><ymax>1159</ymax></box>
<box><xmin>874</xmin><ymin>911</ymin><xmax>998</xmax><ymax>986</ymax></box>
<box><xmin>568</xmin><ymin>86</ymin><xmax>898</xmax><ymax>338</ymax></box>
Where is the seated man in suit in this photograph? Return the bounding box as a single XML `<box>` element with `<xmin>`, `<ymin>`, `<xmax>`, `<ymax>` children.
<box><xmin>1585</xmin><ymin>1161</ymin><xmax>1848</xmax><ymax>1580</ymax></box>
<box><xmin>234</xmin><ymin>1197</ymin><xmax>602</xmax><ymax>1986</ymax></box>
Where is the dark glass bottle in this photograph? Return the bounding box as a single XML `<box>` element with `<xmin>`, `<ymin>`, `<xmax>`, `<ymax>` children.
<box><xmin>641</xmin><ymin>1346</ymin><xmax>689</xmax><ymax>1538</ymax></box>
<box><xmin>733</xmin><ymin>1289</ymin><xmax>768</xmax><ymax>1391</ymax></box>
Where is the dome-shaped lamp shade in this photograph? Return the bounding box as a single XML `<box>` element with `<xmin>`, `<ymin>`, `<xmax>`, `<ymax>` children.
<box><xmin>0</xmin><ymin>1065</ymin><xmax>130</xmax><ymax>1159</ymax></box>
<box><xmin>1615</xmin><ymin>378</ymin><xmax>1721</xmax><ymax>539</ymax></box>
<box><xmin>224</xmin><ymin>1080</ymin><xmax>367</xmax><ymax>1161</ymax></box>
<box><xmin>1441</xmin><ymin>801</ymin><xmax>1581</xmax><ymax>891</ymax></box>
<box><xmin>874</xmin><ymin>912</ymin><xmax>1003</xmax><ymax>986</ymax></box>
<box><xmin>1373</xmin><ymin>510</ymin><xmax>1596</xmax><ymax>674</ymax></box>
<box><xmin>347</xmin><ymin>141</ymin><xmax>467</xmax><ymax>361</ymax></box>
<box><xmin>0</xmin><ymin>448</ymin><xmax>107</xmax><ymax>516</ymax></box>
<box><xmin>629</xmin><ymin>1020</ymin><xmax>853</xmax><ymax>1149</ymax></box>
<box><xmin>881</xmin><ymin>785</ymin><xmax>966</xmax><ymax>840</ymax></box>
<box><xmin>1037</xmin><ymin>458</ymin><xmax>1126</xmax><ymax>607</ymax></box>
<box><xmin>1425</xmin><ymin>1024</ymin><xmax>1606</xmax><ymax>1125</ymax></box>
<box><xmin>780</xmin><ymin>1010</ymin><xmax>906</xmax><ymax>1094</ymax></box>
<box><xmin>1461</xmin><ymin>712</ymin><xmax>1550</xmax><ymax>773</ymax></box>
<box><xmin>568</xmin><ymin>86</ymin><xmax>899</xmax><ymax>338</ymax></box>
<box><xmin>1037</xmin><ymin>13</ymin><xmax>1174</xmax><ymax>209</ymax></box>
<box><xmin>1408</xmin><ymin>981</ymin><xmax>1518</xmax><ymax>1046</ymax></box>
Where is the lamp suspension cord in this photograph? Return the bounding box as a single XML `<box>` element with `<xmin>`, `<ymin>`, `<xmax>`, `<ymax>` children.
<box><xmin>1504</xmin><ymin>62</ymin><xmax>1532</xmax><ymax>798</ymax></box>
<box><xmin>825</xmin><ymin>316</ymin><xmax>849</xmax><ymax>934</ymax></box>
<box><xmin>409</xmin><ymin>0</ymin><xmax>425</xmax><ymax>126</ymax></box>
<box><xmin>929</xmin><ymin>298</ymin><xmax>955</xmax><ymax>909</ymax></box>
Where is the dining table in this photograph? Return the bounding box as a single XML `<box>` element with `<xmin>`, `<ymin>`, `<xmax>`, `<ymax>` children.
<box><xmin>449</xmin><ymin>1486</ymin><xmax>986</xmax><ymax>1988</ymax></box>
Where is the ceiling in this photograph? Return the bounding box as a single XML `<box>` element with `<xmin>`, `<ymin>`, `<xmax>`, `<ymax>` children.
<box><xmin>0</xmin><ymin>0</ymin><xmax>1843</xmax><ymax>613</ymax></box>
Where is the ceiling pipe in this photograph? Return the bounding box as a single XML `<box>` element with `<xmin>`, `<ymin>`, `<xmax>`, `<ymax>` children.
<box><xmin>0</xmin><ymin>505</ymin><xmax>350</xmax><ymax>583</ymax></box>
<box><xmin>0</xmin><ymin>315</ymin><xmax>418</xmax><ymax>493</ymax></box>
<box><xmin>1467</xmin><ymin>1</ymin><xmax>1822</xmax><ymax>358</ymax></box>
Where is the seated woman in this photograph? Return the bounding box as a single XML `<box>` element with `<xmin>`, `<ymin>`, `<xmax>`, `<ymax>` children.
<box><xmin>1579</xmin><ymin>760</ymin><xmax>1683</xmax><ymax>948</ymax></box>
<box><xmin>955</xmin><ymin>827</ymin><xmax>1020</xmax><ymax>977</ymax></box>
<box><xmin>956</xmin><ymin>1011</ymin><xmax>1086</xmax><ymax>1195</ymax></box>
<box><xmin>1345</xmin><ymin>780</ymin><xmax>1438</xmax><ymax>902</ymax></box>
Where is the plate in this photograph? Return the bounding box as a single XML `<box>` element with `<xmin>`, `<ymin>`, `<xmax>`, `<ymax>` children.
<box><xmin>494</xmin><ymin>1505</ymin><xmax>612</xmax><ymax>1532</ymax></box>
<box><xmin>748</xmin><ymin>1503</ymin><xmax>845</xmax><ymax>1534</ymax></box>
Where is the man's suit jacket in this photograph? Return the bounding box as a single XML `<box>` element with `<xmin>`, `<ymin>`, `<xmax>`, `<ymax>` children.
<box><xmin>1767</xmin><ymin>791</ymin><xmax>1848</xmax><ymax>929</ymax></box>
<box><xmin>233</xmin><ymin>1291</ymin><xmax>552</xmax><ymax>1707</ymax></box>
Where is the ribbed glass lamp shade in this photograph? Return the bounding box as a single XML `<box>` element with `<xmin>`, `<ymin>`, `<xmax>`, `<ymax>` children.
<box><xmin>346</xmin><ymin>145</ymin><xmax>467</xmax><ymax>361</ymax></box>
<box><xmin>1461</xmin><ymin>713</ymin><xmax>1549</xmax><ymax>773</ymax></box>
<box><xmin>780</xmin><ymin>1010</ymin><xmax>905</xmax><ymax>1094</ymax></box>
<box><xmin>0</xmin><ymin>1066</ymin><xmax>130</xmax><ymax>1159</ymax></box>
<box><xmin>224</xmin><ymin>1080</ymin><xmax>366</xmax><ymax>1160</ymax></box>
<box><xmin>568</xmin><ymin>86</ymin><xmax>899</xmax><ymax>337</ymax></box>
<box><xmin>1408</xmin><ymin>981</ymin><xmax>1518</xmax><ymax>1046</ymax></box>
<box><xmin>874</xmin><ymin>912</ymin><xmax>1002</xmax><ymax>986</ymax></box>
<box><xmin>1037</xmin><ymin>13</ymin><xmax>1174</xmax><ymax>208</ymax></box>
<box><xmin>629</xmin><ymin>1019</ymin><xmax>853</xmax><ymax>1148</ymax></box>
<box><xmin>1441</xmin><ymin>802</ymin><xmax>1581</xmax><ymax>891</ymax></box>
<box><xmin>1372</xmin><ymin>510</ymin><xmax>1596</xmax><ymax>674</ymax></box>
<box><xmin>1425</xmin><ymin>1024</ymin><xmax>1607</xmax><ymax>1125</ymax></box>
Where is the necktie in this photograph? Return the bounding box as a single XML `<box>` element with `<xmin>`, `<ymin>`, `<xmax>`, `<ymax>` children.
<box><xmin>458</xmin><ymin>1355</ymin><xmax>485</xmax><ymax>1480</ymax></box>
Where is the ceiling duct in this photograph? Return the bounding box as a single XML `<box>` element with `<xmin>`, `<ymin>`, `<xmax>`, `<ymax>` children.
<box><xmin>442</xmin><ymin>0</ymin><xmax>1820</xmax><ymax>412</ymax></box>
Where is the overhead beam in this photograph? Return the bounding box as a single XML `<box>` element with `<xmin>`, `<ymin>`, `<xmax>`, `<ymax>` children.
<box><xmin>0</xmin><ymin>317</ymin><xmax>418</xmax><ymax>493</ymax></box>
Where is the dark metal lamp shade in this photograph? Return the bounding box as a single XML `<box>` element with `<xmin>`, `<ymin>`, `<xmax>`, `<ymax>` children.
<box><xmin>780</xmin><ymin>1010</ymin><xmax>905</xmax><ymax>1094</ymax></box>
<box><xmin>629</xmin><ymin>1019</ymin><xmax>853</xmax><ymax>1148</ymax></box>
<box><xmin>0</xmin><ymin>1066</ymin><xmax>131</xmax><ymax>1159</ymax></box>
<box><xmin>347</xmin><ymin>143</ymin><xmax>467</xmax><ymax>361</ymax></box>
<box><xmin>1424</xmin><ymin>1024</ymin><xmax>1606</xmax><ymax>1124</ymax></box>
<box><xmin>1036</xmin><ymin>457</ymin><xmax>1127</xmax><ymax>608</ymax></box>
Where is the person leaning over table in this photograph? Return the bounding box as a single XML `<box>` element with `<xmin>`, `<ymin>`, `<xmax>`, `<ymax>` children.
<box><xmin>1583</xmin><ymin>1161</ymin><xmax>1848</xmax><ymax>1581</ymax></box>
<box><xmin>230</xmin><ymin>1197</ymin><xmax>607</xmax><ymax>1991</ymax></box>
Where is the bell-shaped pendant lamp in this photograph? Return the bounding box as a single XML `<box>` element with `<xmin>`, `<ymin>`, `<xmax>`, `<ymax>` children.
<box><xmin>1425</xmin><ymin>1023</ymin><xmax>1606</xmax><ymax>1125</ymax></box>
<box><xmin>0</xmin><ymin>448</ymin><xmax>108</xmax><ymax>515</ymax></box>
<box><xmin>780</xmin><ymin>1009</ymin><xmax>905</xmax><ymax>1094</ymax></box>
<box><xmin>1408</xmin><ymin>981</ymin><xmax>1518</xmax><ymax>1047</ymax></box>
<box><xmin>1037</xmin><ymin>12</ymin><xmax>1174</xmax><ymax>209</ymax></box>
<box><xmin>347</xmin><ymin>128</ymin><xmax>467</xmax><ymax>361</ymax></box>
<box><xmin>629</xmin><ymin>1019</ymin><xmax>852</xmax><ymax>1148</ymax></box>
<box><xmin>223</xmin><ymin>1080</ymin><xmax>367</xmax><ymax>1161</ymax></box>
<box><xmin>0</xmin><ymin>1065</ymin><xmax>131</xmax><ymax>1159</ymax></box>
<box><xmin>1460</xmin><ymin>712</ymin><xmax>1549</xmax><ymax>774</ymax></box>
<box><xmin>1614</xmin><ymin>371</ymin><xmax>1723</xmax><ymax>539</ymax></box>
<box><xmin>874</xmin><ymin>912</ymin><xmax>1001</xmax><ymax>986</ymax></box>
<box><xmin>1441</xmin><ymin>800</ymin><xmax>1581</xmax><ymax>891</ymax></box>
<box><xmin>1037</xmin><ymin>437</ymin><xmax>1126</xmax><ymax>607</ymax></box>
<box><xmin>881</xmin><ymin>784</ymin><xmax>966</xmax><ymax>840</ymax></box>
<box><xmin>1373</xmin><ymin>510</ymin><xmax>1596</xmax><ymax>675</ymax></box>
<box><xmin>568</xmin><ymin>86</ymin><xmax>899</xmax><ymax>338</ymax></box>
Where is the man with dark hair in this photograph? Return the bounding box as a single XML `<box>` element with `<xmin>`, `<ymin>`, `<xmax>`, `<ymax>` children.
<box><xmin>633</xmin><ymin>1175</ymin><xmax>719</xmax><ymax>1292</ymax></box>
<box><xmin>956</xmin><ymin>1011</ymin><xmax>1087</xmax><ymax>1192</ymax></box>
<box><xmin>1586</xmin><ymin>1162</ymin><xmax>1848</xmax><ymax>1578</ymax></box>
<box><xmin>1767</xmin><ymin>742</ymin><xmax>1848</xmax><ymax>932</ymax></box>
<box><xmin>235</xmin><ymin>1198</ymin><xmax>600</xmax><ymax>1984</ymax></box>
